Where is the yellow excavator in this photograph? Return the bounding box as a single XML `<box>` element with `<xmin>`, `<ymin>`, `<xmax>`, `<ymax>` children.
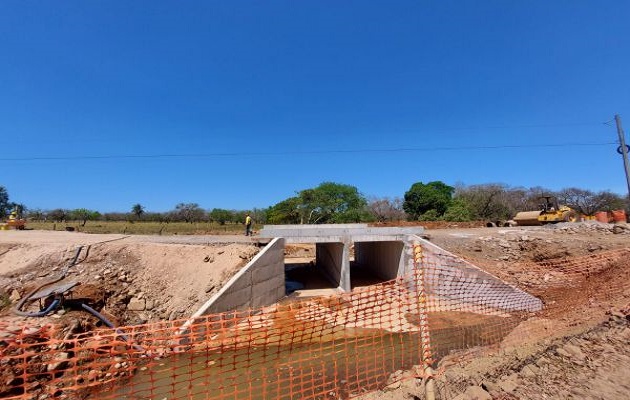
<box><xmin>513</xmin><ymin>196</ymin><xmax>579</xmax><ymax>226</ymax></box>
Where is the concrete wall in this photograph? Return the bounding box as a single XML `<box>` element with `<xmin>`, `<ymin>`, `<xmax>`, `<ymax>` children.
<box><xmin>354</xmin><ymin>241</ymin><xmax>405</xmax><ymax>281</ymax></box>
<box><xmin>186</xmin><ymin>238</ymin><xmax>286</xmax><ymax>319</ymax></box>
<box><xmin>315</xmin><ymin>241</ymin><xmax>349</xmax><ymax>291</ymax></box>
<box><xmin>411</xmin><ymin>235</ymin><xmax>543</xmax><ymax>312</ymax></box>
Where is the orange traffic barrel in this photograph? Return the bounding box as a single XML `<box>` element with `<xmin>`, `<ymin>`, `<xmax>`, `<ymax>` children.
<box><xmin>612</xmin><ymin>210</ymin><xmax>627</xmax><ymax>223</ymax></box>
<box><xmin>595</xmin><ymin>211</ymin><xmax>610</xmax><ymax>223</ymax></box>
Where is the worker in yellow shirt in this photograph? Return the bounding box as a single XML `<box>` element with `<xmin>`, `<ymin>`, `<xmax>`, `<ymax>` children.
<box><xmin>245</xmin><ymin>213</ymin><xmax>253</xmax><ymax>236</ymax></box>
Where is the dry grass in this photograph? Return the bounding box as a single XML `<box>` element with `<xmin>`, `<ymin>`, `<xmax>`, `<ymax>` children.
<box><xmin>25</xmin><ymin>221</ymin><xmax>249</xmax><ymax>235</ymax></box>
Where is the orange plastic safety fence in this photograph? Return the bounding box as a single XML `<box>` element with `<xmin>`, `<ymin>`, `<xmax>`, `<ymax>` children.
<box><xmin>424</xmin><ymin>248</ymin><xmax>630</xmax><ymax>399</ymax></box>
<box><xmin>1</xmin><ymin>276</ymin><xmax>428</xmax><ymax>399</ymax></box>
<box><xmin>415</xmin><ymin>243</ymin><xmax>544</xmax><ymax>365</ymax></box>
<box><xmin>464</xmin><ymin>249</ymin><xmax>630</xmax><ymax>318</ymax></box>
<box><xmin>1</xmin><ymin>247</ymin><xmax>629</xmax><ymax>399</ymax></box>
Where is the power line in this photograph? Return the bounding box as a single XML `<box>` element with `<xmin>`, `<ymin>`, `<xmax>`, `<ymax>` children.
<box><xmin>11</xmin><ymin>121</ymin><xmax>608</xmax><ymax>146</ymax></box>
<box><xmin>0</xmin><ymin>141</ymin><xmax>617</xmax><ymax>162</ymax></box>
<box><xmin>429</xmin><ymin>121</ymin><xmax>606</xmax><ymax>131</ymax></box>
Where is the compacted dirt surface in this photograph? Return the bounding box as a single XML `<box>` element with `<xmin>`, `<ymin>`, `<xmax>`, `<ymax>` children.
<box><xmin>1</xmin><ymin>223</ymin><xmax>630</xmax><ymax>399</ymax></box>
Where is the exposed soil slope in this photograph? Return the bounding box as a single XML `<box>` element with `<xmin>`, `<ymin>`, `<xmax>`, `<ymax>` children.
<box><xmin>0</xmin><ymin>232</ymin><xmax>260</xmax><ymax>327</ymax></box>
<box><xmin>361</xmin><ymin>222</ymin><xmax>630</xmax><ymax>399</ymax></box>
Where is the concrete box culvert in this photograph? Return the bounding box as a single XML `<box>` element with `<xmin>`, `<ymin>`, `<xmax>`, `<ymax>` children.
<box><xmin>180</xmin><ymin>226</ymin><xmax>543</xmax><ymax>336</ymax></box>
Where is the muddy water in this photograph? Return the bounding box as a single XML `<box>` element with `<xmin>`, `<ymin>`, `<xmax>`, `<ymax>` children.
<box><xmin>110</xmin><ymin>310</ymin><xmax>519</xmax><ymax>400</ymax></box>
<box><xmin>113</xmin><ymin>332</ymin><xmax>421</xmax><ymax>399</ymax></box>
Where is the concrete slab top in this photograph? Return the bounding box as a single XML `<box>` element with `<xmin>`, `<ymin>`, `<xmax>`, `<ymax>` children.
<box><xmin>259</xmin><ymin>225</ymin><xmax>425</xmax><ymax>242</ymax></box>
<box><xmin>262</xmin><ymin>223</ymin><xmax>368</xmax><ymax>230</ymax></box>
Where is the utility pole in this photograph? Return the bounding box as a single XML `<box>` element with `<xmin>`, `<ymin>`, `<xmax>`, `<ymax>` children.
<box><xmin>614</xmin><ymin>114</ymin><xmax>630</xmax><ymax>201</ymax></box>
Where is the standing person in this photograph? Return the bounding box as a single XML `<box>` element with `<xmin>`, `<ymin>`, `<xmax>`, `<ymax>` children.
<box><xmin>245</xmin><ymin>213</ymin><xmax>253</xmax><ymax>236</ymax></box>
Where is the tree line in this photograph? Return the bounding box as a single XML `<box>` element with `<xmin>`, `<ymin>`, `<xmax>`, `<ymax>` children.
<box><xmin>2</xmin><ymin>182</ymin><xmax>628</xmax><ymax>225</ymax></box>
<box><xmin>24</xmin><ymin>204</ymin><xmax>267</xmax><ymax>226</ymax></box>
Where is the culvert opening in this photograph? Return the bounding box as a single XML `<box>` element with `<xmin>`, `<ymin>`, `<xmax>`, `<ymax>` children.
<box><xmin>259</xmin><ymin>224</ymin><xmax>424</xmax><ymax>296</ymax></box>
<box><xmin>283</xmin><ymin>240</ymin><xmax>404</xmax><ymax>295</ymax></box>
<box><xmin>284</xmin><ymin>243</ymin><xmax>335</xmax><ymax>295</ymax></box>
<box><xmin>351</xmin><ymin>240</ymin><xmax>404</xmax><ymax>289</ymax></box>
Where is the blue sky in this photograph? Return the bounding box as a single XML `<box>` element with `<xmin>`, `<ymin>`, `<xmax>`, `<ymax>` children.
<box><xmin>2</xmin><ymin>1</ymin><xmax>630</xmax><ymax>212</ymax></box>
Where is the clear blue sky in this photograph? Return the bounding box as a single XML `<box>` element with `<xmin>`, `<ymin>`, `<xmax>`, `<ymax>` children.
<box><xmin>2</xmin><ymin>1</ymin><xmax>630</xmax><ymax>212</ymax></box>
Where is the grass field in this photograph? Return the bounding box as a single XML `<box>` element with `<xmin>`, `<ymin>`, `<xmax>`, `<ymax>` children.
<box><xmin>24</xmin><ymin>221</ymin><xmax>252</xmax><ymax>235</ymax></box>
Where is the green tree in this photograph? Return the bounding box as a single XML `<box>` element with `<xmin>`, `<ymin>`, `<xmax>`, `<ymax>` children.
<box><xmin>298</xmin><ymin>182</ymin><xmax>368</xmax><ymax>224</ymax></box>
<box><xmin>142</xmin><ymin>212</ymin><xmax>166</xmax><ymax>222</ymax></box>
<box><xmin>403</xmin><ymin>181</ymin><xmax>454</xmax><ymax>220</ymax></box>
<box><xmin>131</xmin><ymin>204</ymin><xmax>145</xmax><ymax>220</ymax></box>
<box><xmin>268</xmin><ymin>182</ymin><xmax>369</xmax><ymax>224</ymax></box>
<box><xmin>0</xmin><ymin>186</ymin><xmax>10</xmax><ymax>217</ymax></box>
<box><xmin>443</xmin><ymin>199</ymin><xmax>473</xmax><ymax>221</ymax></box>
<box><xmin>418</xmin><ymin>209</ymin><xmax>440</xmax><ymax>221</ymax></box>
<box><xmin>232</xmin><ymin>210</ymin><xmax>247</xmax><ymax>224</ymax></box>
<box><xmin>267</xmin><ymin>197</ymin><xmax>301</xmax><ymax>224</ymax></box>
<box><xmin>69</xmin><ymin>208</ymin><xmax>101</xmax><ymax>226</ymax></box>
<box><xmin>209</xmin><ymin>208</ymin><xmax>233</xmax><ymax>225</ymax></box>
<box><xmin>102</xmin><ymin>212</ymin><xmax>128</xmax><ymax>221</ymax></box>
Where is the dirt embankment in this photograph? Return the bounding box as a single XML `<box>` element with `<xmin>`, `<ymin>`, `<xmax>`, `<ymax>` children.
<box><xmin>0</xmin><ymin>234</ymin><xmax>260</xmax><ymax>328</ymax></box>
<box><xmin>0</xmin><ymin>232</ymin><xmax>264</xmax><ymax>399</ymax></box>
<box><xmin>361</xmin><ymin>222</ymin><xmax>630</xmax><ymax>400</ymax></box>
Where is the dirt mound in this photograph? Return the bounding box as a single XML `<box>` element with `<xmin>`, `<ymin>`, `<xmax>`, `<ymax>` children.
<box><xmin>0</xmin><ymin>239</ymin><xmax>260</xmax><ymax>326</ymax></box>
<box><xmin>371</xmin><ymin>220</ymin><xmax>486</xmax><ymax>229</ymax></box>
<box><xmin>431</xmin><ymin>306</ymin><xmax>630</xmax><ymax>400</ymax></box>
<box><xmin>428</xmin><ymin>224</ymin><xmax>630</xmax><ymax>263</ymax></box>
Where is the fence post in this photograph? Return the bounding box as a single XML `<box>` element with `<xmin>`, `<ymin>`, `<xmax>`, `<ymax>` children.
<box><xmin>413</xmin><ymin>243</ymin><xmax>435</xmax><ymax>400</ymax></box>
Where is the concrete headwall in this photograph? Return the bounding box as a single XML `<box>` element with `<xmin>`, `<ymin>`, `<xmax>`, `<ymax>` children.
<box><xmin>354</xmin><ymin>241</ymin><xmax>405</xmax><ymax>281</ymax></box>
<box><xmin>187</xmin><ymin>238</ymin><xmax>286</xmax><ymax>317</ymax></box>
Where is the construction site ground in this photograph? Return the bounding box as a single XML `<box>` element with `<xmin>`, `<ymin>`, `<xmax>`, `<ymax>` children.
<box><xmin>1</xmin><ymin>222</ymin><xmax>630</xmax><ymax>399</ymax></box>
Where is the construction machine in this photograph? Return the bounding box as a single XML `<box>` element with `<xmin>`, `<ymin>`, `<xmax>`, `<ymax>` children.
<box><xmin>1</xmin><ymin>206</ymin><xmax>26</xmax><ymax>230</ymax></box>
<box><xmin>513</xmin><ymin>196</ymin><xmax>578</xmax><ymax>226</ymax></box>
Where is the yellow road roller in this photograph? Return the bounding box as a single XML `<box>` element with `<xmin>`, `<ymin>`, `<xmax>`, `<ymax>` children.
<box><xmin>513</xmin><ymin>196</ymin><xmax>579</xmax><ymax>226</ymax></box>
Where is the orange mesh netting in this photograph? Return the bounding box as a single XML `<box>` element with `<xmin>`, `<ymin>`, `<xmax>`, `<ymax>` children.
<box><xmin>1</xmin><ymin>245</ymin><xmax>629</xmax><ymax>399</ymax></box>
